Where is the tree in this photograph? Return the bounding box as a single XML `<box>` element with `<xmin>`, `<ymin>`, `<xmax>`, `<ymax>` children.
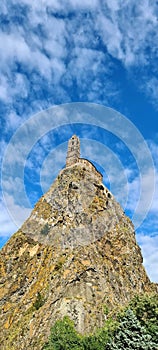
<box><xmin>43</xmin><ymin>316</ymin><xmax>84</xmax><ymax>350</ymax></box>
<box><xmin>129</xmin><ymin>293</ymin><xmax>158</xmax><ymax>343</ymax></box>
<box><xmin>83</xmin><ymin>318</ymin><xmax>117</xmax><ymax>350</ymax></box>
<box><xmin>43</xmin><ymin>316</ymin><xmax>116</xmax><ymax>350</ymax></box>
<box><xmin>106</xmin><ymin>308</ymin><xmax>157</xmax><ymax>350</ymax></box>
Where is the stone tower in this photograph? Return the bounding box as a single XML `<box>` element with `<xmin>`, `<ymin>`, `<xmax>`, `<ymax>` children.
<box><xmin>66</xmin><ymin>135</ymin><xmax>80</xmax><ymax>167</ymax></box>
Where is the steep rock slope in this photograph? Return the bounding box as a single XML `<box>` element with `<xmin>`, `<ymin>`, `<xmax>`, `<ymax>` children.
<box><xmin>0</xmin><ymin>163</ymin><xmax>156</xmax><ymax>350</ymax></box>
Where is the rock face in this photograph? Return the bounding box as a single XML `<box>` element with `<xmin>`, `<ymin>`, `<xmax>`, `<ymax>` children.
<box><xmin>0</xmin><ymin>136</ymin><xmax>157</xmax><ymax>350</ymax></box>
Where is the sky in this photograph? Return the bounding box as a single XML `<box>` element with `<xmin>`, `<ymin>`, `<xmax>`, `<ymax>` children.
<box><xmin>0</xmin><ymin>0</ymin><xmax>158</xmax><ymax>282</ymax></box>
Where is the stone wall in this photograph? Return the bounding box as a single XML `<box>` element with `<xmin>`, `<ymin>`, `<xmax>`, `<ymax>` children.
<box><xmin>77</xmin><ymin>158</ymin><xmax>103</xmax><ymax>182</ymax></box>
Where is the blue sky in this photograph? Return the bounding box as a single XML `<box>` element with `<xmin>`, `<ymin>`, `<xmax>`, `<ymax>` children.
<box><xmin>0</xmin><ymin>0</ymin><xmax>158</xmax><ymax>282</ymax></box>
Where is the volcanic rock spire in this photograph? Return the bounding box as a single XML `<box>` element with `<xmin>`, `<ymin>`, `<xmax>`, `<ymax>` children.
<box><xmin>0</xmin><ymin>135</ymin><xmax>157</xmax><ymax>350</ymax></box>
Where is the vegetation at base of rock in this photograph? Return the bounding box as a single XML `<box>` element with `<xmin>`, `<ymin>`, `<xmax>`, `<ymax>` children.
<box><xmin>106</xmin><ymin>309</ymin><xmax>157</xmax><ymax>350</ymax></box>
<box><xmin>42</xmin><ymin>316</ymin><xmax>84</xmax><ymax>350</ymax></box>
<box><xmin>43</xmin><ymin>293</ymin><xmax>158</xmax><ymax>350</ymax></box>
<box><xmin>128</xmin><ymin>293</ymin><xmax>158</xmax><ymax>343</ymax></box>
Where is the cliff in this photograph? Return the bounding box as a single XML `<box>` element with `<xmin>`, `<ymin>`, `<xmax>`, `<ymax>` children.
<box><xmin>0</xmin><ymin>161</ymin><xmax>157</xmax><ymax>350</ymax></box>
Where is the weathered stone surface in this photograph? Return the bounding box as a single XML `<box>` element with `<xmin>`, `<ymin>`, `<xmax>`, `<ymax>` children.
<box><xmin>0</xmin><ymin>163</ymin><xmax>157</xmax><ymax>350</ymax></box>
<box><xmin>22</xmin><ymin>164</ymin><xmax>121</xmax><ymax>247</ymax></box>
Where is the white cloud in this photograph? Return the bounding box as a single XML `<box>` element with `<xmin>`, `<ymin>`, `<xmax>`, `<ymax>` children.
<box><xmin>0</xmin><ymin>25</ymin><xmax>66</xmax><ymax>80</ymax></box>
<box><xmin>137</xmin><ymin>232</ymin><xmax>158</xmax><ymax>282</ymax></box>
<box><xmin>0</xmin><ymin>0</ymin><xmax>157</xmax><ymax>118</ymax></box>
<box><xmin>67</xmin><ymin>47</ymin><xmax>105</xmax><ymax>81</ymax></box>
<box><xmin>11</xmin><ymin>0</ymin><xmax>99</xmax><ymax>12</ymax></box>
<box><xmin>127</xmin><ymin>166</ymin><xmax>156</xmax><ymax>214</ymax></box>
<box><xmin>95</xmin><ymin>14</ymin><xmax>124</xmax><ymax>61</ymax></box>
<box><xmin>0</xmin><ymin>32</ymin><xmax>31</xmax><ymax>67</ymax></box>
<box><xmin>0</xmin><ymin>195</ymin><xmax>31</xmax><ymax>231</ymax></box>
<box><xmin>40</xmin><ymin>143</ymin><xmax>67</xmax><ymax>192</ymax></box>
<box><xmin>0</xmin><ymin>199</ymin><xmax>22</xmax><ymax>238</ymax></box>
<box><xmin>96</xmin><ymin>0</ymin><xmax>157</xmax><ymax>66</ymax></box>
<box><xmin>6</xmin><ymin>111</ymin><xmax>26</xmax><ymax>131</ymax></box>
<box><xmin>67</xmin><ymin>0</ymin><xmax>98</xmax><ymax>9</ymax></box>
<box><xmin>0</xmin><ymin>76</ymin><xmax>9</xmax><ymax>102</ymax></box>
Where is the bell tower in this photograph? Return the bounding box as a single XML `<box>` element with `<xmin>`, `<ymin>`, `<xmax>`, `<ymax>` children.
<box><xmin>66</xmin><ymin>135</ymin><xmax>80</xmax><ymax>167</ymax></box>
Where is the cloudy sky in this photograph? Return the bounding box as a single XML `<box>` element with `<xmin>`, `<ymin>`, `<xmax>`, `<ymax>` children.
<box><xmin>0</xmin><ymin>0</ymin><xmax>158</xmax><ymax>282</ymax></box>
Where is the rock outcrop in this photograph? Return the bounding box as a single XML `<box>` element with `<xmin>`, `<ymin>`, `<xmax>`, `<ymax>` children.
<box><xmin>0</xmin><ymin>137</ymin><xmax>157</xmax><ymax>350</ymax></box>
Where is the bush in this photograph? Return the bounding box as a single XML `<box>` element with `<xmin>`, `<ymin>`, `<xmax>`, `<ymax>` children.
<box><xmin>43</xmin><ymin>316</ymin><xmax>84</xmax><ymax>350</ymax></box>
<box><xmin>43</xmin><ymin>316</ymin><xmax>116</xmax><ymax>350</ymax></box>
<box><xmin>83</xmin><ymin>318</ymin><xmax>117</xmax><ymax>350</ymax></box>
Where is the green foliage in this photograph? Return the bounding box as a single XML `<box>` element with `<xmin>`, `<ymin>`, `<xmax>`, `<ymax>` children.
<box><xmin>83</xmin><ymin>318</ymin><xmax>117</xmax><ymax>350</ymax></box>
<box><xmin>129</xmin><ymin>293</ymin><xmax>158</xmax><ymax>343</ymax></box>
<box><xmin>41</xmin><ymin>223</ymin><xmax>50</xmax><ymax>235</ymax></box>
<box><xmin>43</xmin><ymin>316</ymin><xmax>84</xmax><ymax>350</ymax></box>
<box><xmin>43</xmin><ymin>317</ymin><xmax>116</xmax><ymax>350</ymax></box>
<box><xmin>43</xmin><ymin>294</ymin><xmax>158</xmax><ymax>350</ymax></box>
<box><xmin>33</xmin><ymin>292</ymin><xmax>45</xmax><ymax>310</ymax></box>
<box><xmin>103</xmin><ymin>304</ymin><xmax>109</xmax><ymax>316</ymax></box>
<box><xmin>106</xmin><ymin>308</ymin><xmax>157</xmax><ymax>350</ymax></box>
